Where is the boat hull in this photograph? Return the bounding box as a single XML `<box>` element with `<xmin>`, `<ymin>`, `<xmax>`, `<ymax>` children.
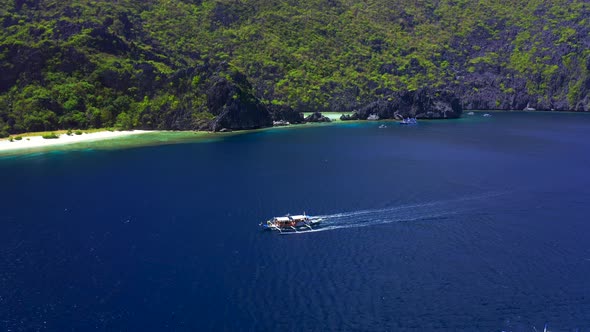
<box><xmin>260</xmin><ymin>218</ymin><xmax>322</xmax><ymax>232</ymax></box>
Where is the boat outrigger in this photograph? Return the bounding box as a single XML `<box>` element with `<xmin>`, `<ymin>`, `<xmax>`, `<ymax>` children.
<box><xmin>260</xmin><ymin>213</ymin><xmax>322</xmax><ymax>233</ymax></box>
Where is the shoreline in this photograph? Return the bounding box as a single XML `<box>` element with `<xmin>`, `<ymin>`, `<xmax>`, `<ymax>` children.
<box><xmin>0</xmin><ymin>130</ymin><xmax>154</xmax><ymax>153</ymax></box>
<box><xmin>1</xmin><ymin>110</ymin><xmax>586</xmax><ymax>157</ymax></box>
<box><xmin>0</xmin><ymin>121</ymin><xmax>347</xmax><ymax>157</ymax></box>
<box><xmin>0</xmin><ymin>113</ymin><xmax>353</xmax><ymax>156</ymax></box>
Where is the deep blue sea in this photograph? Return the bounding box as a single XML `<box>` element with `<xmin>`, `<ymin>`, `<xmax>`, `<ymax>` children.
<box><xmin>1</xmin><ymin>112</ymin><xmax>590</xmax><ymax>331</ymax></box>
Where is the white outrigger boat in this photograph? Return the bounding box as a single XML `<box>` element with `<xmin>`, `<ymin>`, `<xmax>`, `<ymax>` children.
<box><xmin>398</xmin><ymin>117</ymin><xmax>418</xmax><ymax>125</ymax></box>
<box><xmin>260</xmin><ymin>213</ymin><xmax>322</xmax><ymax>233</ymax></box>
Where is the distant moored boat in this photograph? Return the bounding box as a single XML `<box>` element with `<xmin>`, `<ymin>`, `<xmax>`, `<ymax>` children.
<box><xmin>398</xmin><ymin>118</ymin><xmax>418</xmax><ymax>125</ymax></box>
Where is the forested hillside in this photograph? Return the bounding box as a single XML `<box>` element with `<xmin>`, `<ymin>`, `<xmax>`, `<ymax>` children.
<box><xmin>1</xmin><ymin>0</ymin><xmax>589</xmax><ymax>135</ymax></box>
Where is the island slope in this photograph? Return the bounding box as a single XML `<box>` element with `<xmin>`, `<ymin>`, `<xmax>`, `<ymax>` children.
<box><xmin>0</xmin><ymin>0</ymin><xmax>588</xmax><ymax>137</ymax></box>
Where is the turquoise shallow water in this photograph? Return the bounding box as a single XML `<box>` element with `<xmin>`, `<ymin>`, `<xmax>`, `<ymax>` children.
<box><xmin>1</xmin><ymin>112</ymin><xmax>590</xmax><ymax>331</ymax></box>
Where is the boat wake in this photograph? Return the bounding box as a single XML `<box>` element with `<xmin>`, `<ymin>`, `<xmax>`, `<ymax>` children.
<box><xmin>281</xmin><ymin>191</ymin><xmax>505</xmax><ymax>235</ymax></box>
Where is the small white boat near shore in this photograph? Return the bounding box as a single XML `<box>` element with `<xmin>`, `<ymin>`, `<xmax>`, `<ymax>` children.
<box><xmin>398</xmin><ymin>118</ymin><xmax>418</xmax><ymax>125</ymax></box>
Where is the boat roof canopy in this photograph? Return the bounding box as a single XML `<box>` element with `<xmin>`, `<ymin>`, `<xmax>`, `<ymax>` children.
<box><xmin>273</xmin><ymin>215</ymin><xmax>308</xmax><ymax>222</ymax></box>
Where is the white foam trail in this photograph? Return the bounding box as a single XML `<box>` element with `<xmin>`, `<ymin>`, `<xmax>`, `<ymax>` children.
<box><xmin>282</xmin><ymin>191</ymin><xmax>505</xmax><ymax>235</ymax></box>
<box><xmin>283</xmin><ymin>209</ymin><xmax>463</xmax><ymax>235</ymax></box>
<box><xmin>316</xmin><ymin>191</ymin><xmax>504</xmax><ymax>220</ymax></box>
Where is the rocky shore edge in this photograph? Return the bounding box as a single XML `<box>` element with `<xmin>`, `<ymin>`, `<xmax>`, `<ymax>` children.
<box><xmin>206</xmin><ymin>67</ymin><xmax>463</xmax><ymax>132</ymax></box>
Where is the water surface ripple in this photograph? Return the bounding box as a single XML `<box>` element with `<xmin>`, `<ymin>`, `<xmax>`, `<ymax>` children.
<box><xmin>1</xmin><ymin>112</ymin><xmax>590</xmax><ymax>331</ymax></box>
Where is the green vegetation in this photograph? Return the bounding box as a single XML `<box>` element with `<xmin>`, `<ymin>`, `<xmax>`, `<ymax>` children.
<box><xmin>42</xmin><ymin>133</ymin><xmax>60</xmax><ymax>139</ymax></box>
<box><xmin>0</xmin><ymin>0</ymin><xmax>588</xmax><ymax>135</ymax></box>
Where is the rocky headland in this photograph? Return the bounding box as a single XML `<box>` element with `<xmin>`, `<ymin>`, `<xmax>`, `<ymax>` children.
<box><xmin>341</xmin><ymin>89</ymin><xmax>462</xmax><ymax>121</ymax></box>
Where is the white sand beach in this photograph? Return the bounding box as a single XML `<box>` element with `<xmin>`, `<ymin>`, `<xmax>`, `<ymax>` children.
<box><xmin>0</xmin><ymin>130</ymin><xmax>152</xmax><ymax>152</ymax></box>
